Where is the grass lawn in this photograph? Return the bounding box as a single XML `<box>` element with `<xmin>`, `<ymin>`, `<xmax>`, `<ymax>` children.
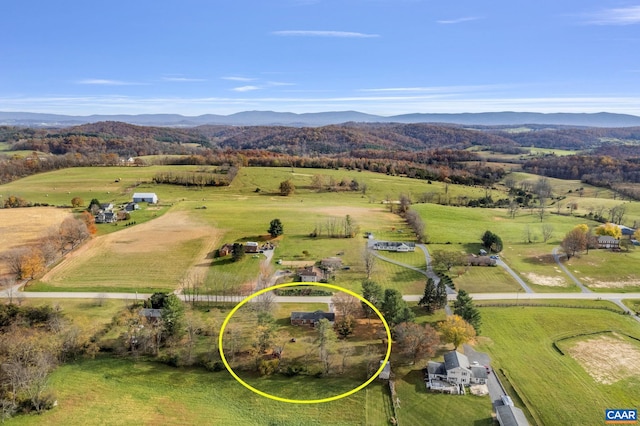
<box><xmin>393</xmin><ymin>367</ymin><xmax>493</xmax><ymax>425</ymax></box>
<box><xmin>453</xmin><ymin>265</ymin><xmax>523</xmax><ymax>293</ymax></box>
<box><xmin>622</xmin><ymin>299</ymin><xmax>640</xmax><ymax>314</ymax></box>
<box><xmin>13</xmin><ymin>357</ymin><xmax>381</xmax><ymax>426</ymax></box>
<box><xmin>563</xmin><ymin>249</ymin><xmax>640</xmax><ymax>292</ymax></box>
<box><xmin>476</xmin><ymin>305</ymin><xmax>640</xmax><ymax>426</ymax></box>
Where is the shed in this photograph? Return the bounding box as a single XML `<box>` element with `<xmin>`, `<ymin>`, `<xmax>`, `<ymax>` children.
<box><xmin>132</xmin><ymin>192</ymin><xmax>158</xmax><ymax>204</ymax></box>
<box><xmin>321</xmin><ymin>257</ymin><xmax>343</xmax><ymax>269</ymax></box>
<box><xmin>379</xmin><ymin>360</ymin><xmax>391</xmax><ymax>380</ymax></box>
<box><xmin>244</xmin><ymin>241</ymin><xmax>259</xmax><ymax>253</ymax></box>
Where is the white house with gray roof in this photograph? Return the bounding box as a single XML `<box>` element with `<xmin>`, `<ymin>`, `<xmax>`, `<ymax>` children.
<box><xmin>426</xmin><ymin>350</ymin><xmax>487</xmax><ymax>387</ymax></box>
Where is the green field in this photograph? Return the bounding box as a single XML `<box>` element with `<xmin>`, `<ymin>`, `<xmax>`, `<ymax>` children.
<box><xmin>477</xmin><ymin>305</ymin><xmax>640</xmax><ymax>426</ymax></box>
<box><xmin>12</xmin><ymin>357</ymin><xmax>380</xmax><ymax>426</ymax></box>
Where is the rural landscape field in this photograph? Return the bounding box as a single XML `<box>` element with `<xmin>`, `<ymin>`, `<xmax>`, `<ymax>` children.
<box><xmin>1</xmin><ymin>117</ymin><xmax>640</xmax><ymax>426</ymax></box>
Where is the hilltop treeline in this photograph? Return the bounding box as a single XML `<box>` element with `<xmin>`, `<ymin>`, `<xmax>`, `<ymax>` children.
<box><xmin>3</xmin><ymin>121</ymin><xmax>640</xmax><ymax>187</ymax></box>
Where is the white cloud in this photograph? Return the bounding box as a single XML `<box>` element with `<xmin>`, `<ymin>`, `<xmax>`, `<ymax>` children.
<box><xmin>267</xmin><ymin>81</ymin><xmax>296</xmax><ymax>87</ymax></box>
<box><xmin>272</xmin><ymin>30</ymin><xmax>379</xmax><ymax>38</ymax></box>
<box><xmin>162</xmin><ymin>77</ymin><xmax>206</xmax><ymax>82</ymax></box>
<box><xmin>436</xmin><ymin>17</ymin><xmax>481</xmax><ymax>25</ymax></box>
<box><xmin>222</xmin><ymin>76</ymin><xmax>256</xmax><ymax>82</ymax></box>
<box><xmin>76</xmin><ymin>79</ymin><xmax>141</xmax><ymax>86</ymax></box>
<box><xmin>360</xmin><ymin>84</ymin><xmax>508</xmax><ymax>93</ymax></box>
<box><xmin>585</xmin><ymin>6</ymin><xmax>640</xmax><ymax>25</ymax></box>
<box><xmin>232</xmin><ymin>85</ymin><xmax>260</xmax><ymax>92</ymax></box>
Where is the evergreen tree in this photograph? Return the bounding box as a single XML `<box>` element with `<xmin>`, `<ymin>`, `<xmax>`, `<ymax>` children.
<box><xmin>418</xmin><ymin>278</ymin><xmax>438</xmax><ymax>314</ymax></box>
<box><xmin>481</xmin><ymin>230</ymin><xmax>503</xmax><ymax>253</ymax></box>
<box><xmin>161</xmin><ymin>294</ymin><xmax>185</xmax><ymax>338</ymax></box>
<box><xmin>453</xmin><ymin>289</ymin><xmax>481</xmax><ymax>334</ymax></box>
<box><xmin>232</xmin><ymin>243</ymin><xmax>245</xmax><ymax>262</ymax></box>
<box><xmin>435</xmin><ymin>280</ymin><xmax>448</xmax><ymax>310</ymax></box>
<box><xmin>268</xmin><ymin>218</ymin><xmax>284</xmax><ymax>238</ymax></box>
<box><xmin>381</xmin><ymin>288</ymin><xmax>415</xmax><ymax>327</ymax></box>
<box><xmin>361</xmin><ymin>279</ymin><xmax>384</xmax><ymax>319</ymax></box>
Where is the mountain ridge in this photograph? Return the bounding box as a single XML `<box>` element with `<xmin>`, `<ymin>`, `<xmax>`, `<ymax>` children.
<box><xmin>2</xmin><ymin>110</ymin><xmax>640</xmax><ymax>128</ymax></box>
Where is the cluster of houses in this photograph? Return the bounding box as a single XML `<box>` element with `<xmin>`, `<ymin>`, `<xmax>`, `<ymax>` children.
<box><xmin>93</xmin><ymin>192</ymin><xmax>156</xmax><ymax>224</ymax></box>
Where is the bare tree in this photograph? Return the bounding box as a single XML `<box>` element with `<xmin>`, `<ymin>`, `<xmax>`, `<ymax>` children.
<box><xmin>338</xmin><ymin>342</ymin><xmax>355</xmax><ymax>374</ymax></box>
<box><xmin>507</xmin><ymin>200</ymin><xmax>520</xmax><ymax>219</ymax></box>
<box><xmin>398</xmin><ymin>193</ymin><xmax>411</xmax><ymax>215</ymax></box>
<box><xmin>59</xmin><ymin>217</ymin><xmax>89</xmax><ymax>251</ymax></box>
<box><xmin>331</xmin><ymin>292</ymin><xmax>361</xmax><ymax>319</ymax></box>
<box><xmin>180</xmin><ymin>274</ymin><xmax>202</xmax><ymax>307</ymax></box>
<box><xmin>0</xmin><ymin>277</ymin><xmax>16</xmax><ymax>304</ymax></box>
<box><xmin>363</xmin><ymin>248</ymin><xmax>377</xmax><ymax>280</ymax></box>
<box><xmin>561</xmin><ymin>227</ymin><xmax>588</xmax><ymax>259</ymax></box>
<box><xmin>541</xmin><ymin>224</ymin><xmax>554</xmax><ymax>243</ymax></box>
<box><xmin>523</xmin><ymin>225</ymin><xmax>534</xmax><ymax>244</ymax></box>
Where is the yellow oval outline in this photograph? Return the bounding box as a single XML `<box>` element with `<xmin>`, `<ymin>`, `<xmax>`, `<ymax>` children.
<box><xmin>218</xmin><ymin>282</ymin><xmax>392</xmax><ymax>404</ymax></box>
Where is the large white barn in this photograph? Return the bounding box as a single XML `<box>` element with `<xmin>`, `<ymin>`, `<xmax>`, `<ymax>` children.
<box><xmin>132</xmin><ymin>192</ymin><xmax>158</xmax><ymax>204</ymax></box>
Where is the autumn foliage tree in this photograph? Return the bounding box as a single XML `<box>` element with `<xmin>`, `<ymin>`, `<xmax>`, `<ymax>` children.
<box><xmin>71</xmin><ymin>197</ymin><xmax>84</xmax><ymax>208</ymax></box>
<box><xmin>80</xmin><ymin>211</ymin><xmax>97</xmax><ymax>235</ymax></box>
<box><xmin>438</xmin><ymin>315</ymin><xmax>476</xmax><ymax>350</ymax></box>
<box><xmin>561</xmin><ymin>225</ymin><xmax>589</xmax><ymax>259</ymax></box>
<box><xmin>393</xmin><ymin>322</ymin><xmax>439</xmax><ymax>364</ymax></box>
<box><xmin>279</xmin><ymin>179</ymin><xmax>295</xmax><ymax>196</ymax></box>
<box><xmin>595</xmin><ymin>222</ymin><xmax>622</xmax><ymax>239</ymax></box>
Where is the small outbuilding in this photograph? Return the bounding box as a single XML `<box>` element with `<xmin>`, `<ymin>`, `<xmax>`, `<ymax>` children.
<box><xmin>244</xmin><ymin>242</ymin><xmax>259</xmax><ymax>253</ymax></box>
<box><xmin>132</xmin><ymin>192</ymin><xmax>158</xmax><ymax>204</ymax></box>
<box><xmin>379</xmin><ymin>360</ymin><xmax>391</xmax><ymax>380</ymax></box>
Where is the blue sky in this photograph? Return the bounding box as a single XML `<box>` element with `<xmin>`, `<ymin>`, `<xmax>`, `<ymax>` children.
<box><xmin>2</xmin><ymin>0</ymin><xmax>640</xmax><ymax>116</ymax></box>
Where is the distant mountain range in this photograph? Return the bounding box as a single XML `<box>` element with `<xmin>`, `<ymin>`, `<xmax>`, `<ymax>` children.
<box><xmin>2</xmin><ymin>110</ymin><xmax>640</xmax><ymax>128</ymax></box>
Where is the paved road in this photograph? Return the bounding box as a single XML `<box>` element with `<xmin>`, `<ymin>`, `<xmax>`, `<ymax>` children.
<box><xmin>552</xmin><ymin>247</ymin><xmax>592</xmax><ymax>293</ymax></box>
<box><xmin>495</xmin><ymin>259</ymin><xmax>533</xmax><ymax>294</ymax></box>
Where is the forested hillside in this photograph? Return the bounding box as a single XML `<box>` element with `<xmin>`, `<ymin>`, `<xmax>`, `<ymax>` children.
<box><xmin>3</xmin><ymin>121</ymin><xmax>640</xmax><ymax>197</ymax></box>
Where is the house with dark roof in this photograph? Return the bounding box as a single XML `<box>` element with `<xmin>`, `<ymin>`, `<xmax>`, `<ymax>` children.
<box><xmin>425</xmin><ymin>351</ymin><xmax>487</xmax><ymax>389</ymax></box>
<box><xmin>139</xmin><ymin>308</ymin><xmax>162</xmax><ymax>322</ymax></box>
<box><xmin>598</xmin><ymin>235</ymin><xmax>620</xmax><ymax>249</ymax></box>
<box><xmin>124</xmin><ymin>202</ymin><xmax>139</xmax><ymax>212</ymax></box>
<box><xmin>95</xmin><ymin>211</ymin><xmax>117</xmax><ymax>224</ymax></box>
<box><xmin>290</xmin><ymin>311</ymin><xmax>335</xmax><ymax>327</ymax></box>
<box><xmin>218</xmin><ymin>243</ymin><xmax>234</xmax><ymax>257</ymax></box>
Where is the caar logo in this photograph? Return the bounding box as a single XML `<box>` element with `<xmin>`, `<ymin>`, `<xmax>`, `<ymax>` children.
<box><xmin>606</xmin><ymin>409</ymin><xmax>637</xmax><ymax>424</ymax></box>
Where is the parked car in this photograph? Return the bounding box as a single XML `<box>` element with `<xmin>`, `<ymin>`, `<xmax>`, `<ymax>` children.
<box><xmin>490</xmin><ymin>255</ymin><xmax>499</xmax><ymax>260</ymax></box>
<box><xmin>501</xmin><ymin>395</ymin><xmax>514</xmax><ymax>406</ymax></box>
